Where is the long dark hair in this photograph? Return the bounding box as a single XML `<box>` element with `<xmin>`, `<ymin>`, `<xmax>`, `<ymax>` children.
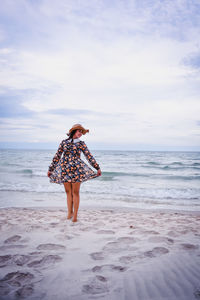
<box><xmin>66</xmin><ymin>129</ymin><xmax>77</xmax><ymax>142</ymax></box>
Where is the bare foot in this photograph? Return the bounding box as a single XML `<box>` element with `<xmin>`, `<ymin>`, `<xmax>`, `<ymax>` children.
<box><xmin>72</xmin><ymin>218</ymin><xmax>78</xmax><ymax>222</ymax></box>
<box><xmin>67</xmin><ymin>213</ymin><xmax>74</xmax><ymax>219</ymax></box>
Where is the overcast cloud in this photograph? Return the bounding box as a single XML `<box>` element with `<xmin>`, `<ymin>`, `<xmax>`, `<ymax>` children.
<box><xmin>0</xmin><ymin>0</ymin><xmax>200</xmax><ymax>150</ymax></box>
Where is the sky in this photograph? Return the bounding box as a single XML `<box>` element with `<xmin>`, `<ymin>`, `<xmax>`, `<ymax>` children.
<box><xmin>0</xmin><ymin>0</ymin><xmax>200</xmax><ymax>151</ymax></box>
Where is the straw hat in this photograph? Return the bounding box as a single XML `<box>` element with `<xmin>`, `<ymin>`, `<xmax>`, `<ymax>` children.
<box><xmin>66</xmin><ymin>124</ymin><xmax>89</xmax><ymax>136</ymax></box>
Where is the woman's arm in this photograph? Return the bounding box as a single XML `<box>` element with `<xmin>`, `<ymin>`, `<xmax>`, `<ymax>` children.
<box><xmin>80</xmin><ymin>141</ymin><xmax>100</xmax><ymax>170</ymax></box>
<box><xmin>48</xmin><ymin>140</ymin><xmax>64</xmax><ymax>172</ymax></box>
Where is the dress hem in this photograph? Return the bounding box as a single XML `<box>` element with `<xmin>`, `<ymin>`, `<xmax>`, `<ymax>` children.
<box><xmin>49</xmin><ymin>174</ymin><xmax>98</xmax><ymax>185</ymax></box>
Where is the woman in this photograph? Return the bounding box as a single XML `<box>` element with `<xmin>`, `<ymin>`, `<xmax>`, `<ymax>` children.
<box><xmin>47</xmin><ymin>124</ymin><xmax>102</xmax><ymax>222</ymax></box>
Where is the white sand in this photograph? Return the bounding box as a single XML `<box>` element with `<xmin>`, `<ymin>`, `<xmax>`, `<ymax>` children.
<box><xmin>0</xmin><ymin>207</ymin><xmax>200</xmax><ymax>300</ymax></box>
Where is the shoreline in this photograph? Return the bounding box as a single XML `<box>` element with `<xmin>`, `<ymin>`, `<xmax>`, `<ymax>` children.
<box><xmin>1</xmin><ymin>205</ymin><xmax>200</xmax><ymax>215</ymax></box>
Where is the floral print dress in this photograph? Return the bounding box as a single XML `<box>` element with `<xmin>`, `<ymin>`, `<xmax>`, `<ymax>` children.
<box><xmin>48</xmin><ymin>138</ymin><xmax>100</xmax><ymax>184</ymax></box>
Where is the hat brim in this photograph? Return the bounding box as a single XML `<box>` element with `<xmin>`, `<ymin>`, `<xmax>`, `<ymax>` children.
<box><xmin>66</xmin><ymin>128</ymin><xmax>89</xmax><ymax>136</ymax></box>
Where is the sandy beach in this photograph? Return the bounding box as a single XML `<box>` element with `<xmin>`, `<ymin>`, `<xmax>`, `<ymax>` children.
<box><xmin>0</xmin><ymin>206</ymin><xmax>200</xmax><ymax>300</ymax></box>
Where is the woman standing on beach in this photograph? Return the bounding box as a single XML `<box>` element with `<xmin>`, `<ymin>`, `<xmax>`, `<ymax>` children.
<box><xmin>47</xmin><ymin>124</ymin><xmax>102</xmax><ymax>222</ymax></box>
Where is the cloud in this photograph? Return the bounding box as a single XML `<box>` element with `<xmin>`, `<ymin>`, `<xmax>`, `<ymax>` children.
<box><xmin>46</xmin><ymin>108</ymin><xmax>95</xmax><ymax>116</ymax></box>
<box><xmin>0</xmin><ymin>0</ymin><xmax>200</xmax><ymax>149</ymax></box>
<box><xmin>196</xmin><ymin>120</ymin><xmax>200</xmax><ymax>127</ymax></box>
<box><xmin>182</xmin><ymin>52</ymin><xmax>200</xmax><ymax>70</ymax></box>
<box><xmin>0</xmin><ymin>89</ymin><xmax>37</xmax><ymax>118</ymax></box>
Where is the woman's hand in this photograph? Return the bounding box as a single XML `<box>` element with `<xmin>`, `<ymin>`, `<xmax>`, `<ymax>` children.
<box><xmin>47</xmin><ymin>171</ymin><xmax>52</xmax><ymax>177</ymax></box>
<box><xmin>97</xmin><ymin>169</ymin><xmax>102</xmax><ymax>176</ymax></box>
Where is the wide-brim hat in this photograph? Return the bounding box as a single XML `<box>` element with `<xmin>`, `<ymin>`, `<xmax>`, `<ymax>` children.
<box><xmin>66</xmin><ymin>124</ymin><xmax>89</xmax><ymax>136</ymax></box>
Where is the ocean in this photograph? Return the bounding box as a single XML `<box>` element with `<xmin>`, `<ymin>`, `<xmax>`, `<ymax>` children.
<box><xmin>0</xmin><ymin>149</ymin><xmax>200</xmax><ymax>211</ymax></box>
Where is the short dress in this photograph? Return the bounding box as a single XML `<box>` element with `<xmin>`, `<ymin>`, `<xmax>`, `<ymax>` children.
<box><xmin>48</xmin><ymin>138</ymin><xmax>100</xmax><ymax>184</ymax></box>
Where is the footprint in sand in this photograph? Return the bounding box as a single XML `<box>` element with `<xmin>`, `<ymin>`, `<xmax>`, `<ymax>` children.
<box><xmin>0</xmin><ymin>255</ymin><xmax>12</xmax><ymax>267</ymax></box>
<box><xmin>0</xmin><ymin>245</ymin><xmax>26</xmax><ymax>251</ymax></box>
<box><xmin>167</xmin><ymin>230</ymin><xmax>181</xmax><ymax>237</ymax></box>
<box><xmin>36</xmin><ymin>243</ymin><xmax>66</xmax><ymax>251</ymax></box>
<box><xmin>119</xmin><ymin>255</ymin><xmax>137</xmax><ymax>264</ymax></box>
<box><xmin>27</xmin><ymin>254</ymin><xmax>62</xmax><ymax>268</ymax></box>
<box><xmin>95</xmin><ymin>230</ymin><xmax>115</xmax><ymax>234</ymax></box>
<box><xmin>143</xmin><ymin>247</ymin><xmax>169</xmax><ymax>258</ymax></box>
<box><xmin>148</xmin><ymin>236</ymin><xmax>174</xmax><ymax>244</ymax></box>
<box><xmin>0</xmin><ymin>254</ymin><xmax>32</xmax><ymax>267</ymax></box>
<box><xmin>102</xmin><ymin>241</ymin><xmax>125</xmax><ymax>252</ymax></box>
<box><xmin>79</xmin><ymin>226</ymin><xmax>94</xmax><ymax>231</ymax></box>
<box><xmin>143</xmin><ymin>230</ymin><xmax>159</xmax><ymax>235</ymax></box>
<box><xmin>194</xmin><ymin>288</ymin><xmax>200</xmax><ymax>299</ymax></box>
<box><xmin>92</xmin><ymin>264</ymin><xmax>127</xmax><ymax>273</ymax></box>
<box><xmin>4</xmin><ymin>235</ymin><xmax>21</xmax><ymax>244</ymax></box>
<box><xmin>0</xmin><ymin>271</ymin><xmax>34</xmax><ymax>283</ymax></box>
<box><xmin>102</xmin><ymin>238</ymin><xmax>139</xmax><ymax>253</ymax></box>
<box><xmin>13</xmin><ymin>255</ymin><xmax>31</xmax><ymax>266</ymax></box>
<box><xmin>49</xmin><ymin>222</ymin><xmax>60</xmax><ymax>227</ymax></box>
<box><xmin>96</xmin><ymin>275</ymin><xmax>107</xmax><ymax>282</ymax></box>
<box><xmin>0</xmin><ymin>271</ymin><xmax>35</xmax><ymax>298</ymax></box>
<box><xmin>15</xmin><ymin>283</ymin><xmax>34</xmax><ymax>298</ymax></box>
<box><xmin>55</xmin><ymin>234</ymin><xmax>73</xmax><ymax>240</ymax></box>
<box><xmin>179</xmin><ymin>243</ymin><xmax>199</xmax><ymax>250</ymax></box>
<box><xmin>90</xmin><ymin>252</ymin><xmax>105</xmax><ymax>260</ymax></box>
<box><xmin>82</xmin><ymin>276</ymin><xmax>109</xmax><ymax>295</ymax></box>
<box><xmin>116</xmin><ymin>236</ymin><xmax>139</xmax><ymax>244</ymax></box>
<box><xmin>25</xmin><ymin>225</ymin><xmax>41</xmax><ymax>232</ymax></box>
<box><xmin>29</xmin><ymin>251</ymin><xmax>43</xmax><ymax>255</ymax></box>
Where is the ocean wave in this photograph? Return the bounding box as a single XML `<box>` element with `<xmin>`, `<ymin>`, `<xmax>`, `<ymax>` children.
<box><xmin>164</xmin><ymin>175</ymin><xmax>200</xmax><ymax>181</ymax></box>
<box><xmin>3</xmin><ymin>168</ymin><xmax>200</xmax><ymax>182</ymax></box>
<box><xmin>0</xmin><ymin>162</ymin><xmax>22</xmax><ymax>167</ymax></box>
<box><xmin>1</xmin><ymin>186</ymin><xmax>199</xmax><ymax>200</ymax></box>
<box><xmin>16</xmin><ymin>169</ymin><xmax>33</xmax><ymax>174</ymax></box>
<box><xmin>0</xmin><ymin>187</ymin><xmax>63</xmax><ymax>193</ymax></box>
<box><xmin>13</xmin><ymin>169</ymin><xmax>45</xmax><ymax>177</ymax></box>
<box><xmin>102</xmin><ymin>171</ymin><xmax>151</xmax><ymax>178</ymax></box>
<box><xmin>147</xmin><ymin>161</ymin><xmax>161</xmax><ymax>165</ymax></box>
<box><xmin>102</xmin><ymin>172</ymin><xmax>200</xmax><ymax>181</ymax></box>
<box><xmin>142</xmin><ymin>165</ymin><xmax>200</xmax><ymax>170</ymax></box>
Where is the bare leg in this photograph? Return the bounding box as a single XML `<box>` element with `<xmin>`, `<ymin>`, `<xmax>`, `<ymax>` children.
<box><xmin>71</xmin><ymin>182</ymin><xmax>81</xmax><ymax>222</ymax></box>
<box><xmin>63</xmin><ymin>182</ymin><xmax>74</xmax><ymax>219</ymax></box>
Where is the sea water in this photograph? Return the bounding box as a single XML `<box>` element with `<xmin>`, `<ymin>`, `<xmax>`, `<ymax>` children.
<box><xmin>0</xmin><ymin>148</ymin><xmax>199</xmax><ymax>211</ymax></box>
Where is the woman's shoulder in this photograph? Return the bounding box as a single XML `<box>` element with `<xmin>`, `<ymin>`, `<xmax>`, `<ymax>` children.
<box><xmin>77</xmin><ymin>139</ymin><xmax>85</xmax><ymax>146</ymax></box>
<box><xmin>78</xmin><ymin>139</ymin><xmax>85</xmax><ymax>144</ymax></box>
